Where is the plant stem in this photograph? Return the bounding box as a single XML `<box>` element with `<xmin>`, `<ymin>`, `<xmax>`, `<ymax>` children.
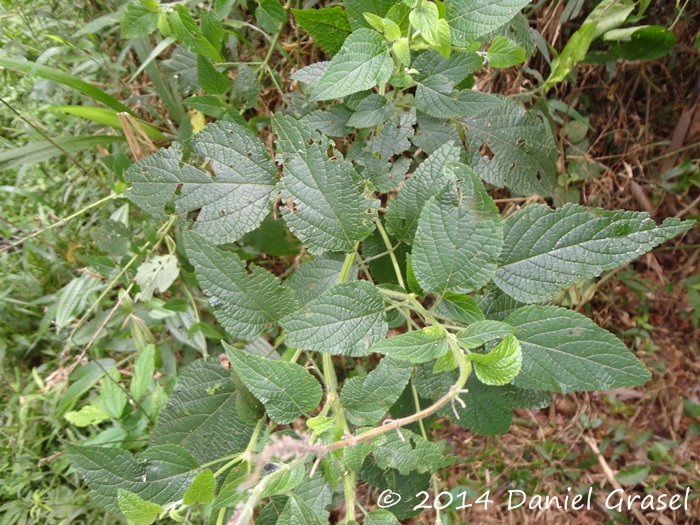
<box><xmin>257</xmin><ymin>0</ymin><xmax>292</xmax><ymax>81</ymax></box>
<box><xmin>324</xmin><ymin>339</ymin><xmax>471</xmax><ymax>453</ymax></box>
<box><xmin>375</xmin><ymin>219</ymin><xmax>406</xmax><ymax>289</ymax></box>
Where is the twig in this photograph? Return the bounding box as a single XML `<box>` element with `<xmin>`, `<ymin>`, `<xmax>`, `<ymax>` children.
<box><xmin>583</xmin><ymin>435</ymin><xmax>651</xmax><ymax>525</ymax></box>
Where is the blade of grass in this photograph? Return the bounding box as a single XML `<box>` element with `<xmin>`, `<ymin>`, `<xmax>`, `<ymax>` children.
<box><xmin>50</xmin><ymin>106</ymin><xmax>166</xmax><ymax>139</ymax></box>
<box><xmin>0</xmin><ymin>56</ymin><xmax>135</xmax><ymax>115</ymax></box>
<box><xmin>0</xmin><ymin>135</ymin><xmax>126</xmax><ymax>170</ymax></box>
<box><xmin>131</xmin><ymin>37</ymin><xmax>186</xmax><ymax>124</ymax></box>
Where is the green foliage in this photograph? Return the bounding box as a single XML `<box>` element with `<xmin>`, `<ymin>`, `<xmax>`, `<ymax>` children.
<box><xmin>1</xmin><ymin>0</ymin><xmax>694</xmax><ymax>524</ymax></box>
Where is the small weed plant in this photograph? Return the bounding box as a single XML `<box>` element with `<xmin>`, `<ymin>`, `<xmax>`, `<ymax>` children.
<box><xmin>2</xmin><ymin>0</ymin><xmax>690</xmax><ymax>524</ymax></box>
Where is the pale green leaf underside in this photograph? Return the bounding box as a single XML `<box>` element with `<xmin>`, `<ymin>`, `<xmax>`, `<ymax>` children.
<box><xmin>311</xmin><ymin>29</ymin><xmax>393</xmax><ymax>101</ymax></box>
<box><xmin>224</xmin><ymin>344</ymin><xmax>323</xmax><ymax>424</ymax></box>
<box><xmin>412</xmin><ymin>163</ymin><xmax>503</xmax><ymax>295</ymax></box>
<box><xmin>281</xmin><ymin>280</ymin><xmax>388</xmax><ymax>356</ymax></box>
<box><xmin>385</xmin><ymin>141</ymin><xmax>462</xmax><ymax>244</ymax></box>
<box><xmin>183</xmin><ymin>231</ymin><xmax>297</xmax><ymax>340</ymax></box>
<box><xmin>456</xmin><ymin>319</ymin><xmax>516</xmax><ymax>348</ymax></box>
<box><xmin>341</xmin><ymin>357</ymin><xmax>413</xmax><ymax>425</ymax></box>
<box><xmin>273</xmin><ymin>114</ymin><xmax>378</xmax><ymax>254</ymax></box>
<box><xmin>125</xmin><ymin>121</ymin><xmax>277</xmax><ymax>245</ymax></box>
<box><xmin>487</xmin><ymin>35</ymin><xmax>526</xmax><ymax>68</ymax></box>
<box><xmin>506</xmin><ymin>305</ymin><xmax>651</xmax><ymax>393</ymax></box>
<box><xmin>468</xmin><ymin>334</ymin><xmax>522</xmax><ymax>385</ymax></box>
<box><xmin>446</xmin><ymin>0</ymin><xmax>531</xmax><ymax>44</ymax></box>
<box><xmin>149</xmin><ymin>360</ymin><xmax>256</xmax><ymax>465</ymax></box>
<box><xmin>117</xmin><ymin>490</ymin><xmax>163</xmax><ymax>525</ymax></box>
<box><xmin>494</xmin><ymin>203</ymin><xmax>695</xmax><ymax>303</ymax></box>
<box><xmin>369</xmin><ymin>326</ymin><xmax>448</xmax><ymax>363</ymax></box>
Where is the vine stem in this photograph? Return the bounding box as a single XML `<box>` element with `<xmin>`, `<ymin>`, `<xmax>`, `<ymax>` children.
<box><xmin>374</xmin><ymin>219</ymin><xmax>406</xmax><ymax>289</ymax></box>
<box><xmin>323</xmin><ymin>335</ymin><xmax>471</xmax><ymax>453</ymax></box>
<box><xmin>0</xmin><ymin>193</ymin><xmax>117</xmax><ymax>253</ymax></box>
<box><xmin>324</xmin><ymin>250</ymin><xmax>358</xmax><ymax>523</ymax></box>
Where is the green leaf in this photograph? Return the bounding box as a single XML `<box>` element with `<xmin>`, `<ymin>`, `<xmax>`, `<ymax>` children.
<box><xmin>436</xmin><ymin>19</ymin><xmax>452</xmax><ymax>57</ymax></box>
<box><xmin>506</xmin><ymin>305</ymin><xmax>652</xmax><ymax>393</ymax></box>
<box><xmin>135</xmin><ymin>254</ymin><xmax>179</xmax><ymax>302</ymax></box>
<box><xmin>55</xmin><ymin>274</ymin><xmax>99</xmax><ymax>329</ymax></box>
<box><xmin>210</xmin><ymin>466</ymin><xmax>247</xmax><ymax>512</ymax></box>
<box><xmin>197</xmin><ymin>55</ymin><xmax>230</xmax><ymax>95</ymax></box>
<box><xmin>281</xmin><ymin>280</ymin><xmax>388</xmax><ymax>356</ymax></box>
<box><xmin>369</xmin><ymin>325</ymin><xmax>448</xmax><ymax>363</ymax></box>
<box><xmin>487</xmin><ymin>35</ymin><xmax>526</xmax><ymax>68</ymax></box>
<box><xmin>357</xmin><ymin>461</ymin><xmax>429</xmax><ymax>519</ymax></box>
<box><xmin>256</xmin><ymin>0</ymin><xmax>287</xmax><ymax>34</ymax></box>
<box><xmin>201</xmin><ymin>11</ymin><xmax>224</xmax><ymax>50</ymax></box>
<box><xmin>224</xmin><ymin>344</ymin><xmax>323</xmax><ymax>424</ymax></box>
<box><xmin>301</xmin><ymin>106</ymin><xmax>354</xmax><ymax>137</ymax></box>
<box><xmin>183</xmin><ymin>231</ymin><xmax>297</xmax><ymax>340</ymax></box>
<box><xmin>385</xmin><ymin>141</ymin><xmax>462</xmax><ymax>244</ymax></box>
<box><xmin>365</xmin><ymin>509</ymin><xmax>402</xmax><ymax>525</ymax></box>
<box><xmin>411</xmin><ymin>115</ymin><xmax>461</xmax><ymax>155</ymax></box>
<box><xmin>169</xmin><ymin>6</ymin><xmax>222</xmax><ymax>61</ymax></box>
<box><xmin>121</xmin><ymin>2</ymin><xmax>159</xmax><ymax>38</ymax></box>
<box><xmin>410</xmin><ymin>1</ymin><xmax>439</xmax><ymax>44</ymax></box>
<box><xmin>392</xmin><ymin>38</ymin><xmax>411</xmax><ymax>66</ymax></box>
<box><xmin>150</xmin><ymin>360</ymin><xmax>256</xmax><ymax>464</ymax></box>
<box><xmin>286</xmin><ymin>252</ymin><xmax>358</xmax><ymax>305</ymax></box>
<box><xmin>345</xmin><ymin>0</ymin><xmax>395</xmax><ymax>30</ymax></box>
<box><xmin>383</xmin><ymin>18</ymin><xmax>401</xmax><ymax>41</ymax></box>
<box><xmin>416</xmin><ymin>75</ymin><xmax>503</xmax><ymax>118</ymax></box>
<box><xmin>232</xmin><ymin>64</ymin><xmax>261</xmax><ymax>110</ymax></box>
<box><xmin>182</xmin><ymin>95</ymin><xmax>226</xmax><ymax>117</ymax></box>
<box><xmin>456</xmin><ymin>319</ymin><xmax>516</xmax><ymax>348</ymax></box>
<box><xmin>57</xmin><ymin>359</ymin><xmax>115</xmax><ymax>415</ymax></box>
<box><xmin>415</xmin><ymin>49</ymin><xmax>483</xmax><ymax>85</ymax></box>
<box><xmin>131</xmin><ymin>344</ymin><xmax>156</xmax><ymax>400</ymax></box>
<box><xmin>100</xmin><ymin>368</ymin><xmax>128</xmax><ymax>419</ymax></box>
<box><xmin>117</xmin><ymin>490</ymin><xmax>163</xmax><ymax>525</ymax></box>
<box><xmin>363</xmin><ymin>13</ymin><xmax>385</xmax><ymax>33</ymax></box>
<box><xmin>277</xmin><ymin>495</ymin><xmax>324</xmax><ymax>525</ymax></box>
<box><xmin>239</xmin><ymin>213</ymin><xmax>301</xmax><ymax>257</ymax></box>
<box><xmin>434</xmin><ymin>293</ymin><xmax>484</xmax><ymax>325</ymax></box>
<box><xmin>615</xmin><ymin>466</ymin><xmax>651</xmax><ymax>486</ymax></box>
<box><xmin>446</xmin><ymin>0</ymin><xmax>531</xmax><ymax>44</ymax></box>
<box><xmin>65</xmin><ymin>405</ymin><xmax>110</xmax><ymax>427</ymax></box>
<box><xmin>290</xmin><ymin>62</ymin><xmax>330</xmax><ymax>88</ymax></box>
<box><xmin>292</xmin><ymin>7</ymin><xmax>352</xmax><ymax>56</ymax></box>
<box><xmin>272</xmin><ymin>114</ymin><xmax>379</xmax><ymax>254</ymax></box>
<box><xmin>448</xmin><ymin>376</ymin><xmax>513</xmax><ymax>435</ymax></box>
<box><xmin>162</xmin><ymin>47</ymin><xmax>199</xmax><ymax>94</ymax></box>
<box><xmin>373</xmin><ymin>429</ymin><xmax>453</xmax><ymax>474</ymax></box>
<box><xmin>412</xmin><ymin>164</ymin><xmax>503</xmax><ymax>295</ymax></box>
<box><xmin>0</xmin><ymin>57</ymin><xmax>135</xmax><ymax>115</ymax></box>
<box><xmin>468</xmin><ymin>334</ymin><xmax>522</xmax><ymax>385</ymax></box>
<box><xmin>341</xmin><ymin>357</ymin><xmax>414</xmax><ymax>425</ymax></box>
<box><xmin>483</xmin><ymin>13</ymin><xmax>536</xmax><ymax>57</ymax></box>
<box><xmin>292</xmin><ymin>472</ymin><xmax>332</xmax><ymax>523</ymax></box>
<box><xmin>494</xmin><ymin>203</ymin><xmax>695</xmax><ymax>303</ymax></box>
<box><xmin>366</xmin><ymin>108</ymin><xmax>416</xmax><ymax>162</ymax></box>
<box><xmin>66</xmin><ymin>443</ymin><xmax>199</xmax><ymax>517</ymax></box>
<box><xmin>461</xmin><ymin>100</ymin><xmax>559</xmax><ymax>197</ymax></box>
<box><xmin>125</xmin><ymin>120</ymin><xmax>277</xmax><ymax>245</ymax></box>
<box><xmin>346</xmin><ymin>94</ymin><xmax>395</xmax><ymax>129</ymax></box>
<box><xmin>475</xmin><ymin>286</ymin><xmax>525</xmax><ymax>321</ymax></box>
<box><xmin>543</xmin><ymin>22</ymin><xmax>596</xmax><ymax>91</ymax></box>
<box><xmin>183</xmin><ymin>469</ymin><xmax>216</xmax><ymax>505</ymax></box>
<box><xmin>311</xmin><ymin>29</ymin><xmax>393</xmax><ymax>102</ymax></box>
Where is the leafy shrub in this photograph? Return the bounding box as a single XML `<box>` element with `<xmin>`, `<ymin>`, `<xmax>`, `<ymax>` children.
<box><xmin>8</xmin><ymin>0</ymin><xmax>689</xmax><ymax>524</ymax></box>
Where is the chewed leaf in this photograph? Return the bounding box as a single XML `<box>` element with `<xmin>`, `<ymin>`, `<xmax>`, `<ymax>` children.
<box><xmin>125</xmin><ymin>121</ymin><xmax>277</xmax><ymax>245</ymax></box>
